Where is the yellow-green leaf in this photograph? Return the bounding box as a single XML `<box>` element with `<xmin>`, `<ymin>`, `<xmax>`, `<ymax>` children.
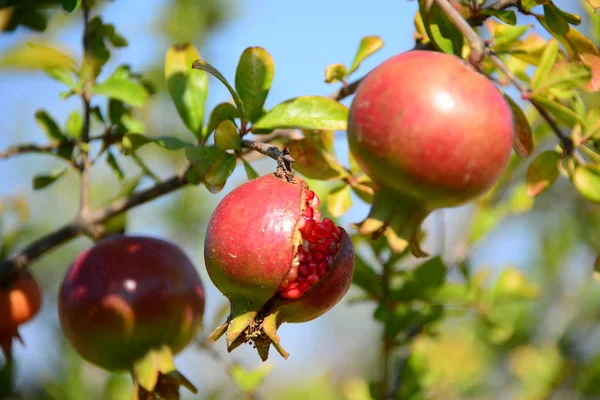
<box><xmin>242</xmin><ymin>159</ymin><xmax>259</xmax><ymax>180</ymax></box>
<box><xmin>574</xmin><ymin>166</ymin><xmax>600</xmax><ymax>203</ymax></box>
<box><xmin>214</xmin><ymin>120</ymin><xmax>241</xmax><ymax>151</ymax></box>
<box><xmin>531</xmin><ymin>95</ymin><xmax>585</xmax><ymax>128</ymax></box>
<box><xmin>349</xmin><ymin>35</ymin><xmax>384</xmax><ymax>73</ymax></box>
<box><xmin>230</xmin><ymin>363</ymin><xmax>272</xmax><ymax>393</ymax></box>
<box><xmin>325</xmin><ymin>63</ymin><xmax>349</xmax><ymax>84</ymax></box>
<box><xmin>0</xmin><ymin>43</ymin><xmax>76</xmax><ymax>71</ymax></box>
<box><xmin>327</xmin><ymin>184</ymin><xmax>352</xmax><ymax>217</ymax></box>
<box><xmin>165</xmin><ymin>43</ymin><xmax>208</xmax><ymax>138</ymax></box>
<box><xmin>35</xmin><ymin>110</ymin><xmax>67</xmax><ymax>142</ymax></box>
<box><xmin>532</xmin><ymin>39</ymin><xmax>559</xmax><ymax>90</ymax></box>
<box><xmin>420</xmin><ymin>0</ymin><xmax>464</xmax><ymax>56</ymax></box>
<box><xmin>235</xmin><ymin>46</ymin><xmax>274</xmax><ymax>123</ymax></box>
<box><xmin>33</xmin><ymin>168</ymin><xmax>67</xmax><ymax>190</ymax></box>
<box><xmin>254</xmin><ymin>96</ymin><xmax>348</xmax><ymax>130</ymax></box>
<box><xmin>526</xmin><ymin>151</ymin><xmax>561</xmax><ymax>196</ymax></box>
<box><xmin>92</xmin><ymin>66</ymin><xmax>149</xmax><ymax>107</ymax></box>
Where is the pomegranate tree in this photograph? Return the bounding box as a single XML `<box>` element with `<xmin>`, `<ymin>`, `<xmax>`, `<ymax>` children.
<box><xmin>59</xmin><ymin>235</ymin><xmax>205</xmax><ymax>397</ymax></box>
<box><xmin>204</xmin><ymin>173</ymin><xmax>354</xmax><ymax>361</ymax></box>
<box><xmin>0</xmin><ymin>271</ymin><xmax>41</xmax><ymax>360</ymax></box>
<box><xmin>348</xmin><ymin>50</ymin><xmax>514</xmax><ymax>256</ymax></box>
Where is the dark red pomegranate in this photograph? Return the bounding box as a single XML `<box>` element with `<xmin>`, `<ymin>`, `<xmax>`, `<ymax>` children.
<box><xmin>59</xmin><ymin>235</ymin><xmax>205</xmax><ymax>395</ymax></box>
<box><xmin>204</xmin><ymin>173</ymin><xmax>354</xmax><ymax>360</ymax></box>
<box><xmin>348</xmin><ymin>50</ymin><xmax>513</xmax><ymax>256</ymax></box>
<box><xmin>0</xmin><ymin>271</ymin><xmax>41</xmax><ymax>360</ymax></box>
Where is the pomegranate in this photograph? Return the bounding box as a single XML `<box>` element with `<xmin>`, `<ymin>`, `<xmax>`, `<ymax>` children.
<box><xmin>59</xmin><ymin>235</ymin><xmax>205</xmax><ymax>395</ymax></box>
<box><xmin>204</xmin><ymin>173</ymin><xmax>354</xmax><ymax>360</ymax></box>
<box><xmin>348</xmin><ymin>50</ymin><xmax>513</xmax><ymax>256</ymax></box>
<box><xmin>0</xmin><ymin>271</ymin><xmax>41</xmax><ymax>360</ymax></box>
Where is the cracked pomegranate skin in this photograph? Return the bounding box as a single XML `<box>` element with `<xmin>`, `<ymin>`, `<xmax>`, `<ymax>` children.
<box><xmin>58</xmin><ymin>236</ymin><xmax>205</xmax><ymax>371</ymax></box>
<box><xmin>204</xmin><ymin>173</ymin><xmax>355</xmax><ymax>320</ymax></box>
<box><xmin>348</xmin><ymin>50</ymin><xmax>514</xmax><ymax>209</ymax></box>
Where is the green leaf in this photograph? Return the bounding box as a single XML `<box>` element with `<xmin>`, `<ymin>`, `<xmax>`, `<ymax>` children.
<box><xmin>541</xmin><ymin>62</ymin><xmax>592</xmax><ymax>97</ymax></box>
<box><xmin>185</xmin><ymin>146</ymin><xmax>237</xmax><ymax>192</ymax></box>
<box><xmin>45</xmin><ymin>67</ymin><xmax>75</xmax><ymax>87</ymax></box>
<box><xmin>420</xmin><ymin>1</ymin><xmax>464</xmax><ymax>56</ymax></box>
<box><xmin>230</xmin><ymin>363</ymin><xmax>272</xmax><ymax>393</ymax></box>
<box><xmin>531</xmin><ymin>95</ymin><xmax>585</xmax><ymax>128</ymax></box>
<box><xmin>35</xmin><ymin>110</ymin><xmax>67</xmax><ymax>142</ymax></box>
<box><xmin>504</xmin><ymin>95</ymin><xmax>533</xmax><ymax>157</ymax></box>
<box><xmin>526</xmin><ymin>151</ymin><xmax>560</xmax><ymax>196</ymax></box>
<box><xmin>543</xmin><ymin>4</ymin><xmax>569</xmax><ymax>35</ymax></box>
<box><xmin>206</xmin><ymin>102</ymin><xmax>240</xmax><ymax>138</ymax></box>
<box><xmin>254</xmin><ymin>96</ymin><xmax>348</xmax><ymax>130</ymax></box>
<box><xmin>352</xmin><ymin>254</ymin><xmax>382</xmax><ymax>297</ymax></box>
<box><xmin>349</xmin><ymin>35</ymin><xmax>384</xmax><ymax>73</ymax></box>
<box><xmin>165</xmin><ymin>43</ymin><xmax>208</xmax><ymax>138</ymax></box>
<box><xmin>324</xmin><ymin>63</ymin><xmax>349</xmax><ymax>84</ymax></box>
<box><xmin>33</xmin><ymin>168</ymin><xmax>67</xmax><ymax>190</ymax></box>
<box><xmin>532</xmin><ymin>39</ymin><xmax>559</xmax><ymax>90</ymax></box>
<box><xmin>389</xmin><ymin>257</ymin><xmax>446</xmax><ymax>301</ymax></box>
<box><xmin>551</xmin><ymin>5</ymin><xmax>581</xmax><ymax>25</ymax></box>
<box><xmin>481</xmin><ymin>10</ymin><xmax>517</xmax><ymax>25</ymax></box>
<box><xmin>122</xmin><ymin>133</ymin><xmax>192</xmax><ymax>153</ymax></box>
<box><xmin>60</xmin><ymin>0</ymin><xmax>81</xmax><ymax>12</ymax></box>
<box><xmin>284</xmin><ymin>133</ymin><xmax>349</xmax><ymax>180</ymax></box>
<box><xmin>574</xmin><ymin>166</ymin><xmax>600</xmax><ymax>203</ymax></box>
<box><xmin>242</xmin><ymin>159</ymin><xmax>259</xmax><ymax>180</ymax></box>
<box><xmin>214</xmin><ymin>120</ymin><xmax>241</xmax><ymax>151</ymax></box>
<box><xmin>65</xmin><ymin>111</ymin><xmax>83</xmax><ymax>139</ymax></box>
<box><xmin>327</xmin><ymin>184</ymin><xmax>352</xmax><ymax>217</ymax></box>
<box><xmin>491</xmin><ymin>24</ymin><xmax>530</xmax><ymax>48</ymax></box>
<box><xmin>106</xmin><ymin>151</ymin><xmax>125</xmax><ymax>181</ymax></box>
<box><xmin>92</xmin><ymin>66</ymin><xmax>149</xmax><ymax>107</ymax></box>
<box><xmin>235</xmin><ymin>47</ymin><xmax>275</xmax><ymax>123</ymax></box>
<box><xmin>0</xmin><ymin>43</ymin><xmax>77</xmax><ymax>71</ymax></box>
<box><xmin>192</xmin><ymin>58</ymin><xmax>246</xmax><ymax>122</ymax></box>
<box><xmin>153</xmin><ymin>137</ymin><xmax>194</xmax><ymax>150</ymax></box>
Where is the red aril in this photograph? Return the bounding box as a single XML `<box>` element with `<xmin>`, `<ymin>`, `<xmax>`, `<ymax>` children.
<box><xmin>205</xmin><ymin>173</ymin><xmax>354</xmax><ymax>360</ymax></box>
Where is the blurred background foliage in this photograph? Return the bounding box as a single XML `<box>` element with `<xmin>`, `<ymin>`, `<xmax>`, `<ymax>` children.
<box><xmin>1</xmin><ymin>0</ymin><xmax>600</xmax><ymax>399</ymax></box>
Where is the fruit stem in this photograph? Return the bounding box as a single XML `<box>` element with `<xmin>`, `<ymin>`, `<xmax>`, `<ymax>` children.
<box><xmin>275</xmin><ymin>146</ymin><xmax>296</xmax><ymax>183</ymax></box>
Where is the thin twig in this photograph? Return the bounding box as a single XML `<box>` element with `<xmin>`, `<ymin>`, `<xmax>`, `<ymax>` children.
<box><xmin>433</xmin><ymin>0</ymin><xmax>485</xmax><ymax>68</ymax></box>
<box><xmin>240</xmin><ymin>140</ymin><xmax>295</xmax><ymax>164</ymax></box>
<box><xmin>0</xmin><ymin>133</ymin><xmax>123</xmax><ymax>160</ymax></box>
<box><xmin>79</xmin><ymin>0</ymin><xmax>93</xmax><ymax>213</ymax></box>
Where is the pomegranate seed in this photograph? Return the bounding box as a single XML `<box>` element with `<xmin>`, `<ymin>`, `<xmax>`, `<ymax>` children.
<box><xmin>313</xmin><ymin>251</ymin><xmax>324</xmax><ymax>261</ymax></box>
<box><xmin>307</xmin><ymin>274</ymin><xmax>319</xmax><ymax>284</ymax></box>
<box><xmin>299</xmin><ymin>264</ymin><xmax>310</xmax><ymax>277</ymax></box>
<box><xmin>298</xmin><ymin>282</ymin><xmax>311</xmax><ymax>293</ymax></box>
<box><xmin>283</xmin><ymin>289</ymin><xmax>301</xmax><ymax>299</ymax></box>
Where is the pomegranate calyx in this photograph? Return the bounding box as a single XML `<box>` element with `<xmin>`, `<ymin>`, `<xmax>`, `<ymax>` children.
<box><xmin>132</xmin><ymin>345</ymin><xmax>197</xmax><ymax>397</ymax></box>
<box><xmin>355</xmin><ymin>187</ymin><xmax>431</xmax><ymax>257</ymax></box>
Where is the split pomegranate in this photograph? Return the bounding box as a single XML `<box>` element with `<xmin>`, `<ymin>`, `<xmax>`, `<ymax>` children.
<box><xmin>59</xmin><ymin>235</ymin><xmax>205</xmax><ymax>394</ymax></box>
<box><xmin>204</xmin><ymin>173</ymin><xmax>354</xmax><ymax>360</ymax></box>
<box><xmin>0</xmin><ymin>271</ymin><xmax>41</xmax><ymax>360</ymax></box>
<box><xmin>348</xmin><ymin>50</ymin><xmax>513</xmax><ymax>256</ymax></box>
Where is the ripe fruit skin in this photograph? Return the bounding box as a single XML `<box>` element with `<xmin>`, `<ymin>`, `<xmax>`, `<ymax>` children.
<box><xmin>59</xmin><ymin>236</ymin><xmax>205</xmax><ymax>372</ymax></box>
<box><xmin>204</xmin><ymin>173</ymin><xmax>354</xmax><ymax>360</ymax></box>
<box><xmin>348</xmin><ymin>50</ymin><xmax>513</xmax><ymax>254</ymax></box>
<box><xmin>0</xmin><ymin>272</ymin><xmax>41</xmax><ymax>359</ymax></box>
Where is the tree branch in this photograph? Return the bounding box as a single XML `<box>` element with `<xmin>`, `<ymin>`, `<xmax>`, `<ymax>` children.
<box><xmin>79</xmin><ymin>0</ymin><xmax>93</xmax><ymax>213</ymax></box>
<box><xmin>433</xmin><ymin>0</ymin><xmax>485</xmax><ymax>68</ymax></box>
<box><xmin>0</xmin><ymin>133</ymin><xmax>123</xmax><ymax>160</ymax></box>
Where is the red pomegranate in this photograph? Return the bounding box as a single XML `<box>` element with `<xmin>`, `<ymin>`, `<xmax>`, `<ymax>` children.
<box><xmin>0</xmin><ymin>271</ymin><xmax>41</xmax><ymax>360</ymax></box>
<box><xmin>59</xmin><ymin>235</ymin><xmax>205</xmax><ymax>394</ymax></box>
<box><xmin>348</xmin><ymin>50</ymin><xmax>513</xmax><ymax>256</ymax></box>
<box><xmin>204</xmin><ymin>173</ymin><xmax>354</xmax><ymax>360</ymax></box>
